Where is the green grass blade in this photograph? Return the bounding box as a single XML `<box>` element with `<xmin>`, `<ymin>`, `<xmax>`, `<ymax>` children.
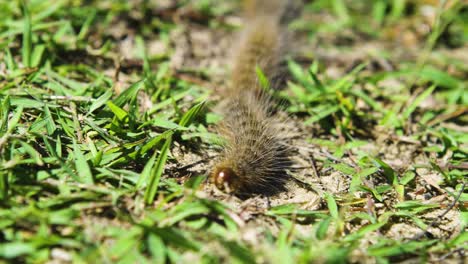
<box><xmin>402</xmin><ymin>84</ymin><xmax>436</xmax><ymax>119</ymax></box>
<box><xmin>114</xmin><ymin>79</ymin><xmax>145</xmax><ymax>107</ymax></box>
<box><xmin>21</xmin><ymin>1</ymin><xmax>32</xmax><ymax>68</ymax></box>
<box><xmin>178</xmin><ymin>101</ymin><xmax>205</xmax><ymax>127</ymax></box>
<box><xmin>304</xmin><ymin>105</ymin><xmax>339</xmax><ymax>124</ymax></box>
<box><xmin>73</xmin><ymin>139</ymin><xmax>94</xmax><ymax>184</ymax></box>
<box><xmin>325</xmin><ymin>192</ymin><xmax>338</xmax><ymax>219</ymax></box>
<box><xmin>144</xmin><ymin>133</ymin><xmax>173</xmax><ymax>205</ymax></box>
<box><xmin>255</xmin><ymin>65</ymin><xmax>270</xmax><ymax>89</ymax></box>
<box><xmin>107</xmin><ymin>101</ymin><xmax>128</xmax><ymax>121</ymax></box>
<box><xmin>88</xmin><ymin>89</ymin><xmax>112</xmax><ymax>114</ymax></box>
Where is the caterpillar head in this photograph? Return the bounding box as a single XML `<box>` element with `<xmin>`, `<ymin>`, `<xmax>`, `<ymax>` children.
<box><xmin>210</xmin><ymin>165</ymin><xmax>240</xmax><ymax>193</ymax></box>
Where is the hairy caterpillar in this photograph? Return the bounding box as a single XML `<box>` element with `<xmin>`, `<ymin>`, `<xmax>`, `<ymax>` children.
<box><xmin>210</xmin><ymin>0</ymin><xmax>295</xmax><ymax>195</ymax></box>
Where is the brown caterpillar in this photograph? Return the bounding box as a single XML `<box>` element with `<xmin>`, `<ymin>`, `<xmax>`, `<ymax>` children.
<box><xmin>210</xmin><ymin>0</ymin><xmax>295</xmax><ymax>195</ymax></box>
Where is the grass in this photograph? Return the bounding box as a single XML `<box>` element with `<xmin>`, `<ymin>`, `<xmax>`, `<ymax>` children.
<box><xmin>0</xmin><ymin>0</ymin><xmax>467</xmax><ymax>263</ymax></box>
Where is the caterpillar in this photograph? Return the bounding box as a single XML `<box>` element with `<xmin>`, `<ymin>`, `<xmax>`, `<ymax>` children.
<box><xmin>210</xmin><ymin>0</ymin><xmax>296</xmax><ymax>195</ymax></box>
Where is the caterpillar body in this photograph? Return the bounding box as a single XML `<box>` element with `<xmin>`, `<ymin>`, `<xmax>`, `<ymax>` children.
<box><xmin>210</xmin><ymin>0</ymin><xmax>294</xmax><ymax>195</ymax></box>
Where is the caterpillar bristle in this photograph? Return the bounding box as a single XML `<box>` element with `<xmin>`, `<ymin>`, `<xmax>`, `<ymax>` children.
<box><xmin>210</xmin><ymin>0</ymin><xmax>297</xmax><ymax>196</ymax></box>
